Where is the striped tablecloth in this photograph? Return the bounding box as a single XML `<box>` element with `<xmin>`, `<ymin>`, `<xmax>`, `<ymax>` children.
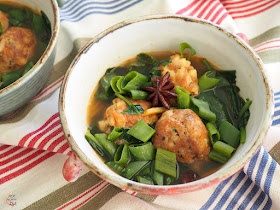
<box><xmin>1</xmin><ymin>0</ymin><xmax>280</xmax><ymax>209</ymax></box>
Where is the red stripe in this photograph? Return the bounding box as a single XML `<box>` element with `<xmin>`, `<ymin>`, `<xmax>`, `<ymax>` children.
<box><xmin>72</xmin><ymin>183</ymin><xmax>109</xmax><ymax>210</ymax></box>
<box><xmin>233</xmin><ymin>0</ymin><xmax>280</xmax><ymax>19</ymax></box>
<box><xmin>67</xmin><ymin>150</ymin><xmax>73</xmax><ymax>156</ymax></box>
<box><xmin>55</xmin><ymin>142</ymin><xmax>70</xmax><ymax>154</ymax></box>
<box><xmin>57</xmin><ymin>181</ymin><xmax>106</xmax><ymax>210</ymax></box>
<box><xmin>210</xmin><ymin>5</ymin><xmax>224</xmax><ymax>22</ymax></box>
<box><xmin>27</xmin><ymin>119</ymin><xmax>61</xmax><ymax>148</ymax></box>
<box><xmin>37</xmin><ymin>127</ymin><xmax>64</xmax><ymax>150</ymax></box>
<box><xmin>32</xmin><ymin>77</ymin><xmax>63</xmax><ymax>101</ymax></box>
<box><xmin>197</xmin><ymin>0</ymin><xmax>215</xmax><ymax>18</ymax></box>
<box><xmin>18</xmin><ymin>112</ymin><xmax>59</xmax><ymax>147</ymax></box>
<box><xmin>204</xmin><ymin>2</ymin><xmax>220</xmax><ymax>20</ymax></box>
<box><xmin>176</xmin><ymin>0</ymin><xmax>199</xmax><ymax>14</ymax></box>
<box><xmin>0</xmin><ymin>152</ymin><xmax>55</xmax><ymax>184</ymax></box>
<box><xmin>0</xmin><ymin>150</ymin><xmax>44</xmax><ymax>175</ymax></box>
<box><xmin>0</xmin><ymin>145</ymin><xmax>12</xmax><ymax>152</ymax></box>
<box><xmin>229</xmin><ymin>0</ymin><xmax>275</xmax><ymax>15</ymax></box>
<box><xmin>255</xmin><ymin>45</ymin><xmax>280</xmax><ymax>53</ymax></box>
<box><xmin>189</xmin><ymin>0</ymin><xmax>206</xmax><ymax>16</ymax></box>
<box><xmin>131</xmin><ymin>191</ymin><xmax>137</xmax><ymax>196</ymax></box>
<box><xmin>253</xmin><ymin>39</ymin><xmax>280</xmax><ymax>49</ymax></box>
<box><xmin>46</xmin><ymin>135</ymin><xmax>67</xmax><ymax>152</ymax></box>
<box><xmin>216</xmin><ymin>11</ymin><xmax>229</xmax><ymax>25</ymax></box>
<box><xmin>0</xmin><ymin>147</ymin><xmax>21</xmax><ymax>159</ymax></box>
<box><xmin>0</xmin><ymin>148</ymin><xmax>34</xmax><ymax>166</ymax></box>
<box><xmin>221</xmin><ymin>0</ymin><xmax>252</xmax><ymax>6</ymax></box>
<box><xmin>225</xmin><ymin>0</ymin><xmax>264</xmax><ymax>10</ymax></box>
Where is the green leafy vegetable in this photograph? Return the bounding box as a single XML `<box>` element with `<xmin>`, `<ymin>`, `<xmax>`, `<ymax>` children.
<box><xmin>137</xmin><ymin>53</ymin><xmax>158</xmax><ymax>65</ymax></box>
<box><xmin>115</xmin><ymin>92</ymin><xmax>144</xmax><ymax>115</ymax></box>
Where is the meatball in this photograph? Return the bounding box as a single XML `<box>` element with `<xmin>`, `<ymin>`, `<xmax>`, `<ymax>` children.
<box><xmin>98</xmin><ymin>98</ymin><xmax>159</xmax><ymax>133</ymax></box>
<box><xmin>153</xmin><ymin>109</ymin><xmax>210</xmax><ymax>164</ymax></box>
<box><xmin>158</xmin><ymin>54</ymin><xmax>199</xmax><ymax>95</ymax></box>
<box><xmin>0</xmin><ymin>27</ymin><xmax>36</xmax><ymax>73</ymax></box>
<box><xmin>0</xmin><ymin>11</ymin><xmax>9</xmax><ymax>32</ymax></box>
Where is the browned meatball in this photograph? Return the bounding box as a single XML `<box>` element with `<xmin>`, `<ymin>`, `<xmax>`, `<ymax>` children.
<box><xmin>153</xmin><ymin>109</ymin><xmax>210</xmax><ymax>164</ymax></box>
<box><xmin>98</xmin><ymin>98</ymin><xmax>159</xmax><ymax>134</ymax></box>
<box><xmin>0</xmin><ymin>11</ymin><xmax>9</xmax><ymax>32</ymax></box>
<box><xmin>0</xmin><ymin>27</ymin><xmax>36</xmax><ymax>73</ymax></box>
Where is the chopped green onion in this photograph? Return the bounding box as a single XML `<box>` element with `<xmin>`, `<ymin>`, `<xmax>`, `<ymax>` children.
<box><xmin>213</xmin><ymin>141</ymin><xmax>235</xmax><ymax>158</ymax></box>
<box><xmin>137</xmin><ymin>53</ymin><xmax>158</xmax><ymax>65</ymax></box>
<box><xmin>175</xmin><ymin>86</ymin><xmax>190</xmax><ymax>109</ymax></box>
<box><xmin>151</xmin><ymin>160</ymin><xmax>164</xmax><ymax>185</ymax></box>
<box><xmin>219</xmin><ymin>121</ymin><xmax>240</xmax><ymax>148</ymax></box>
<box><xmin>165</xmin><ymin>176</ymin><xmax>175</xmax><ymax>185</ymax></box>
<box><xmin>100</xmin><ymin>73</ymin><xmax>115</xmax><ymax>97</ymax></box>
<box><xmin>240</xmin><ymin>127</ymin><xmax>246</xmax><ymax>144</ymax></box>
<box><xmin>130</xmin><ymin>90</ymin><xmax>149</xmax><ymax>100</ymax></box>
<box><xmin>179</xmin><ymin>42</ymin><xmax>196</xmax><ymax>60</ymax></box>
<box><xmin>127</xmin><ymin>119</ymin><xmax>155</xmax><ymax>142</ymax></box>
<box><xmin>239</xmin><ymin>99</ymin><xmax>252</xmax><ymax>117</ymax></box>
<box><xmin>191</xmin><ymin>98</ymin><xmax>216</xmax><ymax>122</ymax></box>
<box><xmin>95</xmin><ymin>133</ymin><xmax>117</xmax><ymax>157</ymax></box>
<box><xmin>129</xmin><ymin>142</ymin><xmax>155</xmax><ymax>160</ymax></box>
<box><xmin>122</xmin><ymin>161</ymin><xmax>150</xmax><ymax>179</ymax></box>
<box><xmin>198</xmin><ymin>71</ymin><xmax>221</xmax><ymax>92</ymax></box>
<box><xmin>155</xmin><ymin>148</ymin><xmax>177</xmax><ymax>178</ymax></box>
<box><xmin>208</xmin><ymin>150</ymin><xmax>228</xmax><ymax>164</ymax></box>
<box><xmin>136</xmin><ymin>176</ymin><xmax>154</xmax><ymax>185</ymax></box>
<box><xmin>138</xmin><ymin>165</ymin><xmax>151</xmax><ymax>176</ymax></box>
<box><xmin>106</xmin><ymin>161</ymin><xmax>124</xmax><ymax>175</ymax></box>
<box><xmin>85</xmin><ymin>131</ymin><xmax>109</xmax><ymax>160</ymax></box>
<box><xmin>108</xmin><ymin>127</ymin><xmax>123</xmax><ymax>141</ymax></box>
<box><xmin>110</xmin><ymin>76</ymin><xmax>126</xmax><ymax>94</ymax></box>
<box><xmin>114</xmin><ymin>144</ymin><xmax>131</xmax><ymax>165</ymax></box>
<box><xmin>206</xmin><ymin>122</ymin><xmax>220</xmax><ymax>145</ymax></box>
<box><xmin>121</xmin><ymin>71</ymin><xmax>149</xmax><ymax>92</ymax></box>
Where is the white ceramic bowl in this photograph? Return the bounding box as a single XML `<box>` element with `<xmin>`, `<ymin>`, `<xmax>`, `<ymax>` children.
<box><xmin>0</xmin><ymin>0</ymin><xmax>60</xmax><ymax>117</ymax></box>
<box><xmin>59</xmin><ymin>15</ymin><xmax>274</xmax><ymax>194</ymax></box>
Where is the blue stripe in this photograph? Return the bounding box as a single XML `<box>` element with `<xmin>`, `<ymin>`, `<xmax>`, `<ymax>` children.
<box><xmin>250</xmin><ymin>191</ymin><xmax>266</xmax><ymax>210</ymax></box>
<box><xmin>60</xmin><ymin>0</ymin><xmax>125</xmax><ymax>16</ymax></box>
<box><xmin>275</xmin><ymin>102</ymin><xmax>280</xmax><ymax>108</ymax></box>
<box><xmin>200</xmin><ymin>176</ymin><xmax>234</xmax><ymax>210</ymax></box>
<box><xmin>263</xmin><ymin>197</ymin><xmax>272</xmax><ymax>210</ymax></box>
<box><xmin>60</xmin><ymin>0</ymin><xmax>133</xmax><ymax>18</ymax></box>
<box><xmin>62</xmin><ymin>0</ymin><xmax>122</xmax><ymax>13</ymax></box>
<box><xmin>239</xmin><ymin>185</ymin><xmax>259</xmax><ymax>209</ymax></box>
<box><xmin>213</xmin><ymin>172</ymin><xmax>246</xmax><ymax>209</ymax></box>
<box><xmin>226</xmin><ymin>175</ymin><xmax>252</xmax><ymax>209</ymax></box>
<box><xmin>275</xmin><ymin>97</ymin><xmax>280</xmax><ymax>101</ymax></box>
<box><xmin>274</xmin><ymin>91</ymin><xmax>280</xmax><ymax>96</ymax></box>
<box><xmin>272</xmin><ymin>118</ymin><xmax>280</xmax><ymax>126</ymax></box>
<box><xmin>263</xmin><ymin>158</ymin><xmax>276</xmax><ymax>195</ymax></box>
<box><xmin>60</xmin><ymin>0</ymin><xmax>143</xmax><ymax>22</ymax></box>
<box><xmin>246</xmin><ymin>149</ymin><xmax>261</xmax><ymax>178</ymax></box>
<box><xmin>273</xmin><ymin>110</ymin><xmax>280</xmax><ymax>117</ymax></box>
<box><xmin>255</xmin><ymin>151</ymin><xmax>268</xmax><ymax>186</ymax></box>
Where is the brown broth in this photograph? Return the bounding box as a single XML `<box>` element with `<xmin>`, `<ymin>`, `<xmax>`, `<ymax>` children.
<box><xmin>87</xmin><ymin>51</ymin><xmax>222</xmax><ymax>182</ymax></box>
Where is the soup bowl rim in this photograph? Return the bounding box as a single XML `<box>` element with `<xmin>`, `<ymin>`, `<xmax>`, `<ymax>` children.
<box><xmin>59</xmin><ymin>14</ymin><xmax>274</xmax><ymax>194</ymax></box>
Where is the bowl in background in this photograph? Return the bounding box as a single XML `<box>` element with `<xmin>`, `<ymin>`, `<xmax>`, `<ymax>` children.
<box><xmin>59</xmin><ymin>15</ymin><xmax>273</xmax><ymax>194</ymax></box>
<box><xmin>0</xmin><ymin>0</ymin><xmax>60</xmax><ymax>117</ymax></box>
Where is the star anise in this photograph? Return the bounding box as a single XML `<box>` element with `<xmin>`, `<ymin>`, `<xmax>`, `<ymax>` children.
<box><xmin>142</xmin><ymin>72</ymin><xmax>177</xmax><ymax>109</ymax></box>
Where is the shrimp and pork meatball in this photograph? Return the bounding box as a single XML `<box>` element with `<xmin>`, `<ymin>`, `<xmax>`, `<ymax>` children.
<box><xmin>98</xmin><ymin>98</ymin><xmax>158</xmax><ymax>134</ymax></box>
<box><xmin>157</xmin><ymin>54</ymin><xmax>199</xmax><ymax>95</ymax></box>
<box><xmin>0</xmin><ymin>27</ymin><xmax>36</xmax><ymax>73</ymax></box>
<box><xmin>153</xmin><ymin>109</ymin><xmax>210</xmax><ymax>164</ymax></box>
<box><xmin>0</xmin><ymin>11</ymin><xmax>9</xmax><ymax>32</ymax></box>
